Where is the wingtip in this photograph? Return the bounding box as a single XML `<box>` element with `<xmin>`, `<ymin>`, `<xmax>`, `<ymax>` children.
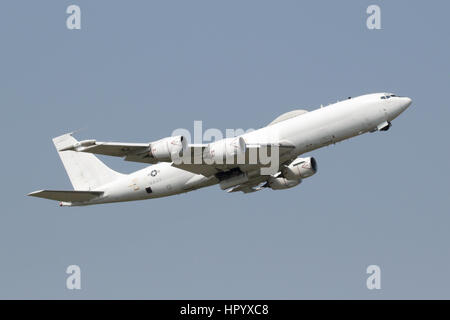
<box><xmin>52</xmin><ymin>128</ymin><xmax>86</xmax><ymax>142</ymax></box>
<box><xmin>52</xmin><ymin>132</ymin><xmax>74</xmax><ymax>142</ymax></box>
<box><xmin>27</xmin><ymin>190</ymin><xmax>43</xmax><ymax>197</ymax></box>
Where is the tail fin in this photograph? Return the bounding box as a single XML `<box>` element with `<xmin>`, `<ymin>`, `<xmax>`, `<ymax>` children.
<box><xmin>53</xmin><ymin>133</ymin><xmax>123</xmax><ymax>190</ymax></box>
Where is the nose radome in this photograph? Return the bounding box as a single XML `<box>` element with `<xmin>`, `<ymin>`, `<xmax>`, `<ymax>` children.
<box><xmin>387</xmin><ymin>96</ymin><xmax>412</xmax><ymax>121</ymax></box>
<box><xmin>404</xmin><ymin>97</ymin><xmax>412</xmax><ymax>108</ymax></box>
<box><xmin>398</xmin><ymin>97</ymin><xmax>412</xmax><ymax>115</ymax></box>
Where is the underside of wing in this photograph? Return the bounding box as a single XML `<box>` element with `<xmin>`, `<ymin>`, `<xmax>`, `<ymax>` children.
<box><xmin>172</xmin><ymin>141</ymin><xmax>296</xmax><ymax>176</ymax></box>
<box><xmin>226</xmin><ymin>177</ymin><xmax>268</xmax><ymax>193</ymax></box>
<box><xmin>78</xmin><ymin>142</ymin><xmax>149</xmax><ymax>157</ymax></box>
<box><xmin>60</xmin><ymin>140</ymin><xmax>156</xmax><ymax>164</ymax></box>
<box><xmin>171</xmin><ymin>163</ymin><xmax>220</xmax><ymax>176</ymax></box>
<box><xmin>65</xmin><ymin>134</ymin><xmax>296</xmax><ymax>180</ymax></box>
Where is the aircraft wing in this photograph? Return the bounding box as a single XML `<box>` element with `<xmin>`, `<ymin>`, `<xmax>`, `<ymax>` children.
<box><xmin>61</xmin><ymin>138</ymin><xmax>211</xmax><ymax>167</ymax></box>
<box><xmin>58</xmin><ymin>140</ymin><xmax>158</xmax><ymax>164</ymax></box>
<box><xmin>171</xmin><ymin>142</ymin><xmax>296</xmax><ymax>176</ymax></box>
<box><xmin>28</xmin><ymin>190</ymin><xmax>104</xmax><ymax>202</ymax></box>
<box><xmin>226</xmin><ymin>177</ymin><xmax>268</xmax><ymax>193</ymax></box>
<box><xmin>67</xmin><ymin>135</ymin><xmax>296</xmax><ymax>177</ymax></box>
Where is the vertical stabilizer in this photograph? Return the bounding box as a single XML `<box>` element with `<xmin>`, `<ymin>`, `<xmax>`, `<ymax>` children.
<box><xmin>53</xmin><ymin>133</ymin><xmax>123</xmax><ymax>190</ymax></box>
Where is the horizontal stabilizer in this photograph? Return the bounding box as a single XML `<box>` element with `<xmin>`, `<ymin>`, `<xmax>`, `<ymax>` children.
<box><xmin>27</xmin><ymin>190</ymin><xmax>103</xmax><ymax>202</ymax></box>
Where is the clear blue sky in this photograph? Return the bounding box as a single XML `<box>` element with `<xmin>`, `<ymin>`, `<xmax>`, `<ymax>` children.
<box><xmin>1</xmin><ymin>0</ymin><xmax>449</xmax><ymax>298</ymax></box>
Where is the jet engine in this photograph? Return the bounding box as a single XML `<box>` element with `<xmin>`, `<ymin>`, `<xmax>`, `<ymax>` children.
<box><xmin>266</xmin><ymin>157</ymin><xmax>317</xmax><ymax>190</ymax></box>
<box><xmin>205</xmin><ymin>137</ymin><xmax>246</xmax><ymax>164</ymax></box>
<box><xmin>282</xmin><ymin>157</ymin><xmax>317</xmax><ymax>180</ymax></box>
<box><xmin>267</xmin><ymin>176</ymin><xmax>301</xmax><ymax>190</ymax></box>
<box><xmin>149</xmin><ymin>135</ymin><xmax>187</xmax><ymax>161</ymax></box>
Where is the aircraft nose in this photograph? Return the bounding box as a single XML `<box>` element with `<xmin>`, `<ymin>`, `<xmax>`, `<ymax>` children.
<box><xmin>397</xmin><ymin>97</ymin><xmax>412</xmax><ymax>115</ymax></box>
<box><xmin>386</xmin><ymin>96</ymin><xmax>412</xmax><ymax>121</ymax></box>
<box><xmin>395</xmin><ymin>96</ymin><xmax>412</xmax><ymax>113</ymax></box>
<box><xmin>403</xmin><ymin>97</ymin><xmax>412</xmax><ymax>110</ymax></box>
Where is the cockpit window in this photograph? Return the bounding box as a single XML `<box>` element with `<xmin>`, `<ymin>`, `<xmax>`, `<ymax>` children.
<box><xmin>381</xmin><ymin>94</ymin><xmax>397</xmax><ymax>100</ymax></box>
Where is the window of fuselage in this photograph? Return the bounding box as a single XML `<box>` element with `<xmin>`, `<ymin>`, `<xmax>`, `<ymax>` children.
<box><xmin>145</xmin><ymin>187</ymin><xmax>152</xmax><ymax>194</ymax></box>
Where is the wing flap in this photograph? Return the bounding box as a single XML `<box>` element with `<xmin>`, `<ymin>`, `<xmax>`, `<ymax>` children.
<box><xmin>27</xmin><ymin>190</ymin><xmax>104</xmax><ymax>202</ymax></box>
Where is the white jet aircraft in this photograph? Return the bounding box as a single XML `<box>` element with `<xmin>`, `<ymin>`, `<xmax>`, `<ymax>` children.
<box><xmin>28</xmin><ymin>93</ymin><xmax>411</xmax><ymax>206</ymax></box>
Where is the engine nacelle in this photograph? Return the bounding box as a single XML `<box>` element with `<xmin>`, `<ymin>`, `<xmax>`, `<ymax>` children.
<box><xmin>205</xmin><ymin>137</ymin><xmax>246</xmax><ymax>164</ymax></box>
<box><xmin>267</xmin><ymin>176</ymin><xmax>301</xmax><ymax>190</ymax></box>
<box><xmin>283</xmin><ymin>157</ymin><xmax>317</xmax><ymax>180</ymax></box>
<box><xmin>149</xmin><ymin>135</ymin><xmax>187</xmax><ymax>161</ymax></box>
